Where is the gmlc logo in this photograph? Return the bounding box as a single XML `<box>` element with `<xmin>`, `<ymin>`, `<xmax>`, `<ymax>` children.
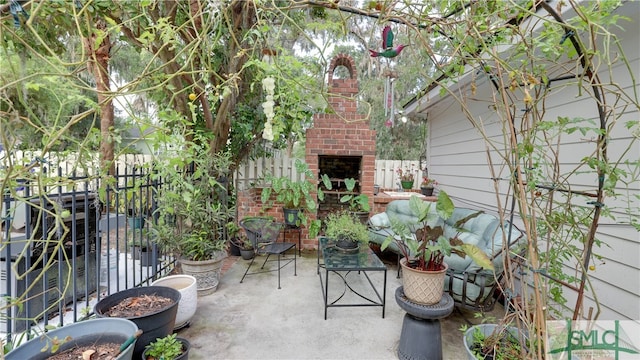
<box><xmin>547</xmin><ymin>320</ymin><xmax>640</xmax><ymax>360</ymax></box>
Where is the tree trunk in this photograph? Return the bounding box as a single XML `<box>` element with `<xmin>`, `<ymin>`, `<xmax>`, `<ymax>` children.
<box><xmin>85</xmin><ymin>19</ymin><xmax>114</xmax><ymax>176</ymax></box>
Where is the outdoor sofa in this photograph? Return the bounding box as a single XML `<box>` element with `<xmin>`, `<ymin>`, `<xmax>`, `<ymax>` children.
<box><xmin>368</xmin><ymin>199</ymin><xmax>525</xmax><ymax>312</ymax></box>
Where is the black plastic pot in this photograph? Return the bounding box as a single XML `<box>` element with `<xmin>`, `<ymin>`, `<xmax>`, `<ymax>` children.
<box><xmin>95</xmin><ymin>286</ymin><xmax>181</xmax><ymax>359</ymax></box>
<box><xmin>283</xmin><ymin>208</ymin><xmax>301</xmax><ymax>226</ymax></box>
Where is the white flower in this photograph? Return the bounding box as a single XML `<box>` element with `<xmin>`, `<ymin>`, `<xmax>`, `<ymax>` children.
<box><xmin>262</xmin><ymin>121</ymin><xmax>274</xmax><ymax>141</ymax></box>
<box><xmin>262</xmin><ymin>77</ymin><xmax>275</xmax><ymax>95</ymax></box>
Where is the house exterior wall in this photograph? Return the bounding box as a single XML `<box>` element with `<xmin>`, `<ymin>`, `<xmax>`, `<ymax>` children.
<box><xmin>416</xmin><ymin>2</ymin><xmax>639</xmax><ymax>320</ymax></box>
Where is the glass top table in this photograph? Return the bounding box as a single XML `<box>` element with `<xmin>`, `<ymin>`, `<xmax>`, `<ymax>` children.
<box><xmin>317</xmin><ymin>236</ymin><xmax>387</xmax><ymax>320</ymax></box>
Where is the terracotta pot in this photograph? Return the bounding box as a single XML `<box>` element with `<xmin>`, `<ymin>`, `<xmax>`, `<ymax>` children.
<box><xmin>400</xmin><ymin>258</ymin><xmax>447</xmax><ymax>305</ymax></box>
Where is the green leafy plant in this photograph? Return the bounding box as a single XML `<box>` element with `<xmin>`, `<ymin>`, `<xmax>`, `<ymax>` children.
<box><xmin>231</xmin><ymin>234</ymin><xmax>253</xmax><ymax>250</ymax></box>
<box><xmin>260</xmin><ymin>159</ymin><xmax>324</xmax><ymax>237</ymax></box>
<box><xmin>324</xmin><ymin>211</ymin><xmax>369</xmax><ymax>245</ymax></box>
<box><xmin>381</xmin><ymin>192</ymin><xmax>493</xmax><ymax>272</ymax></box>
<box><xmin>144</xmin><ymin>333</ymin><xmax>184</xmax><ymax>360</ymax></box>
<box><xmin>152</xmin><ymin>137</ymin><xmax>232</xmax><ymax>261</ymax></box>
<box><xmin>339</xmin><ymin>178</ymin><xmax>370</xmax><ymax>213</ymax></box>
<box><xmin>468</xmin><ymin>325</ymin><xmax>528</xmax><ymax>360</ymax></box>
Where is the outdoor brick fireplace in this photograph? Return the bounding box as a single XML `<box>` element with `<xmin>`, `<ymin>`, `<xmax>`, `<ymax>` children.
<box><xmin>236</xmin><ymin>54</ymin><xmax>376</xmax><ymax>250</ymax></box>
<box><xmin>306</xmin><ymin>54</ymin><xmax>377</xmax><ymax>235</ymax></box>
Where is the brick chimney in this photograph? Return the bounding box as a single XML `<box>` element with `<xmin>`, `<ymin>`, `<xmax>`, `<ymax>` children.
<box><xmin>305</xmin><ymin>54</ymin><xmax>377</xmax><ymax>246</ymax></box>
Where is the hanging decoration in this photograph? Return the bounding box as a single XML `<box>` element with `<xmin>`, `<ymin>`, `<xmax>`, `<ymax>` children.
<box><xmin>369</xmin><ymin>25</ymin><xmax>407</xmax><ymax>128</ymax></box>
<box><xmin>261</xmin><ymin>76</ymin><xmax>275</xmax><ymax>141</ymax></box>
<box><xmin>368</xmin><ymin>26</ymin><xmax>408</xmax><ymax>59</ymax></box>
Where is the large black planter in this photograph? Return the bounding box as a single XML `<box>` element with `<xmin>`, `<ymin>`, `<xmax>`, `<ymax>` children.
<box><xmin>95</xmin><ymin>286</ymin><xmax>181</xmax><ymax>359</ymax></box>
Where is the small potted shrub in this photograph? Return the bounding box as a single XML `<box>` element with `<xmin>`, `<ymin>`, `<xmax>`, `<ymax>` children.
<box><xmin>143</xmin><ymin>333</ymin><xmax>191</xmax><ymax>360</ymax></box>
<box><xmin>462</xmin><ymin>322</ymin><xmax>529</xmax><ymax>360</ymax></box>
<box><xmin>234</xmin><ymin>234</ymin><xmax>255</xmax><ymax>260</ymax></box>
<box><xmin>324</xmin><ymin>211</ymin><xmax>369</xmax><ymax>253</ymax></box>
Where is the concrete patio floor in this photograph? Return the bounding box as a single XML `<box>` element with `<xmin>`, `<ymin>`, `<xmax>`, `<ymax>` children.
<box><xmin>177</xmin><ymin>252</ymin><xmax>506</xmax><ymax>360</ymax></box>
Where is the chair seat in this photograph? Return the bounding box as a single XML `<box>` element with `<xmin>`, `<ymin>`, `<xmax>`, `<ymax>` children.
<box><xmin>258</xmin><ymin>242</ymin><xmax>296</xmax><ymax>255</ymax></box>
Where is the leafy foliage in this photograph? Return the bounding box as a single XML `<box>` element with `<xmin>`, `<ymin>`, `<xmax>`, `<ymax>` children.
<box><xmin>324</xmin><ymin>211</ymin><xmax>369</xmax><ymax>244</ymax></box>
<box><xmin>144</xmin><ymin>333</ymin><xmax>184</xmax><ymax>360</ymax></box>
<box><xmin>382</xmin><ymin>192</ymin><xmax>493</xmax><ymax>272</ymax></box>
<box><xmin>151</xmin><ymin>133</ymin><xmax>232</xmax><ymax>261</ymax></box>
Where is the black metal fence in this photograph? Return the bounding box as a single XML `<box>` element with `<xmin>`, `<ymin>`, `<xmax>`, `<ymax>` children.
<box><xmin>0</xmin><ymin>164</ymin><xmax>214</xmax><ymax>340</ymax></box>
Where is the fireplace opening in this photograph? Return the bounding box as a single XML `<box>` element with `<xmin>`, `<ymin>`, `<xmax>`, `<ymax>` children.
<box><xmin>317</xmin><ymin>155</ymin><xmax>362</xmax><ymax>221</ymax></box>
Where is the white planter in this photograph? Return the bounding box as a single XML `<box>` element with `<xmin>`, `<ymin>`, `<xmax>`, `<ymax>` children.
<box><xmin>151</xmin><ymin>274</ymin><xmax>198</xmax><ymax>330</ymax></box>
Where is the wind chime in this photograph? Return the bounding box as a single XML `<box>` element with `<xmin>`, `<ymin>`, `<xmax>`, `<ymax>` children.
<box><xmin>369</xmin><ymin>25</ymin><xmax>408</xmax><ymax>128</ymax></box>
<box><xmin>383</xmin><ymin>70</ymin><xmax>397</xmax><ymax>127</ymax></box>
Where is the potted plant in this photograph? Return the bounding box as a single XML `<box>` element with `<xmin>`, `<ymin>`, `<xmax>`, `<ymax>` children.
<box><xmin>94</xmin><ymin>286</ymin><xmax>181</xmax><ymax>360</ymax></box>
<box><xmin>226</xmin><ymin>221</ymin><xmax>242</xmax><ymax>256</ymax></box>
<box><xmin>5</xmin><ymin>318</ymin><xmax>140</xmax><ymax>360</ymax></box>
<box><xmin>396</xmin><ymin>165</ymin><xmax>416</xmax><ymax>190</ymax></box>
<box><xmin>462</xmin><ymin>322</ymin><xmax>529</xmax><ymax>360</ymax></box>
<box><xmin>324</xmin><ymin>211</ymin><xmax>370</xmax><ymax>253</ymax></box>
<box><xmin>152</xmin><ymin>138</ymin><xmax>233</xmax><ymax>296</ymax></box>
<box><xmin>419</xmin><ymin>176</ymin><xmax>436</xmax><ymax>196</ymax></box>
<box><xmin>260</xmin><ymin>159</ymin><xmax>324</xmax><ymax>237</ymax></box>
<box><xmin>142</xmin><ymin>333</ymin><xmax>191</xmax><ymax>360</ymax></box>
<box><xmin>234</xmin><ymin>233</ymin><xmax>255</xmax><ymax>260</ymax></box>
<box><xmin>119</xmin><ymin>178</ymin><xmax>152</xmax><ymax>230</ymax></box>
<box><xmin>381</xmin><ymin>192</ymin><xmax>494</xmax><ymax>305</ymax></box>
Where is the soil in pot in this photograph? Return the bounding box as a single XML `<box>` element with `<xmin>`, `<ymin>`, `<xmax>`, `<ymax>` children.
<box><xmin>103</xmin><ymin>294</ymin><xmax>174</xmax><ymax>318</ymax></box>
<box><xmin>47</xmin><ymin>342</ymin><xmax>121</xmax><ymax>360</ymax></box>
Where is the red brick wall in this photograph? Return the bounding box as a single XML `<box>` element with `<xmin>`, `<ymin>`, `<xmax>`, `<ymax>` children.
<box><xmin>236</xmin><ymin>188</ymin><xmax>314</xmax><ymax>249</ymax></box>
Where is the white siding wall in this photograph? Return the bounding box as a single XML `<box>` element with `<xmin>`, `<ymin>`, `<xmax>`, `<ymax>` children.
<box><xmin>422</xmin><ymin>2</ymin><xmax>639</xmax><ymax>320</ymax></box>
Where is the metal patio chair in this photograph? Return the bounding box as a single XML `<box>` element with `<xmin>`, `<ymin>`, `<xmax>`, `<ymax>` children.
<box><xmin>239</xmin><ymin>217</ymin><xmax>296</xmax><ymax>289</ymax></box>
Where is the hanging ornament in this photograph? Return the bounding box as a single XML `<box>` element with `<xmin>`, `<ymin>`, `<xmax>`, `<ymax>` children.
<box><xmin>368</xmin><ymin>26</ymin><xmax>408</xmax><ymax>58</ymax></box>
<box><xmin>261</xmin><ymin>76</ymin><xmax>276</xmax><ymax>141</ymax></box>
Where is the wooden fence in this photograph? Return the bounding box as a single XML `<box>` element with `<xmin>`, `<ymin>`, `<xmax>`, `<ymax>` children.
<box><xmin>234</xmin><ymin>156</ymin><xmax>426</xmax><ymax>191</ymax></box>
<box><xmin>5</xmin><ymin>151</ymin><xmax>426</xmax><ymax>191</ymax></box>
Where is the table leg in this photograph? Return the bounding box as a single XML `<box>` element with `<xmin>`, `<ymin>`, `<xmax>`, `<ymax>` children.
<box><xmin>382</xmin><ymin>269</ymin><xmax>387</xmax><ymax>318</ymax></box>
<box><xmin>324</xmin><ymin>268</ymin><xmax>329</xmax><ymax>320</ymax></box>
